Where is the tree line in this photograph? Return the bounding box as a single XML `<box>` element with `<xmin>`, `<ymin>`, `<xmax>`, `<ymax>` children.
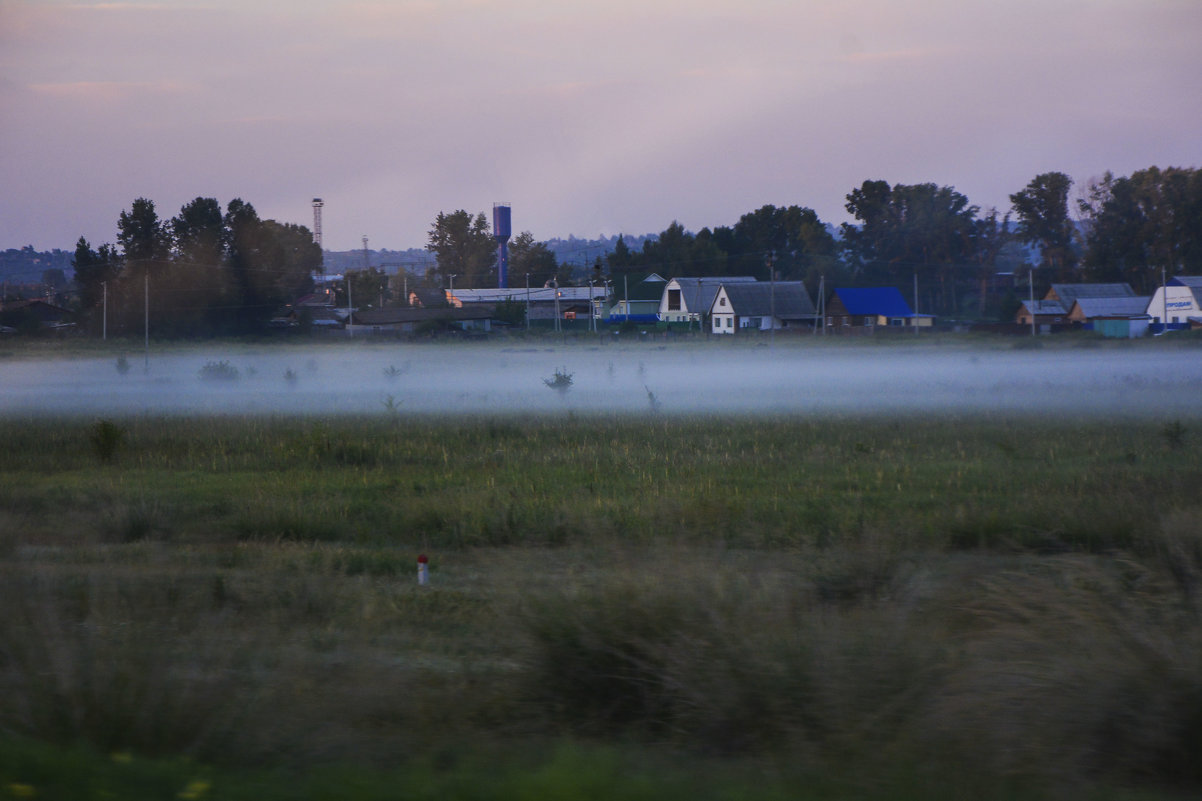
<box><xmin>68</xmin><ymin>165</ymin><xmax>1202</xmax><ymax>336</ymax></box>
<box><xmin>72</xmin><ymin>197</ymin><xmax>320</xmax><ymax>336</ymax></box>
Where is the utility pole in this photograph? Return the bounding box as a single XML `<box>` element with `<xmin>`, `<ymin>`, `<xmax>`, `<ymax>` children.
<box><xmin>914</xmin><ymin>272</ymin><xmax>919</xmax><ymax>336</ymax></box>
<box><xmin>525</xmin><ymin>273</ymin><xmax>530</xmax><ymax>332</ymax></box>
<box><xmin>102</xmin><ymin>281</ymin><xmax>107</xmax><ymax>341</ymax></box>
<box><xmin>1029</xmin><ymin>269</ymin><xmax>1036</xmax><ymax>336</ymax></box>
<box><xmin>143</xmin><ymin>272</ymin><xmax>149</xmax><ymax>371</ymax></box>
<box><xmin>768</xmin><ymin>253</ymin><xmax>776</xmax><ymax>346</ymax></box>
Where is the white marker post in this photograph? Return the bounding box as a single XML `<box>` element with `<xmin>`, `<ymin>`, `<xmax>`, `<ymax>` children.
<box><xmin>417</xmin><ymin>553</ymin><xmax>429</xmax><ymax>586</ymax></box>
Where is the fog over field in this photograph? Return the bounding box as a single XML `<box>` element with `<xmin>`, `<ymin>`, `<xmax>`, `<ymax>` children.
<box><xmin>1</xmin><ymin>342</ymin><xmax>1200</xmax><ymax>419</ymax></box>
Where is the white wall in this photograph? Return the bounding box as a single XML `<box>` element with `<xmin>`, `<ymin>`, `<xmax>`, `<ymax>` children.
<box><xmin>1147</xmin><ymin>286</ymin><xmax>1200</xmax><ymax>324</ymax></box>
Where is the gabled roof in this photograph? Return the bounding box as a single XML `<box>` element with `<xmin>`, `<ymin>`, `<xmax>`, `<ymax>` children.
<box><xmin>409</xmin><ymin>288</ymin><xmax>448</xmax><ymax>308</ymax></box>
<box><xmin>1019</xmin><ymin>299</ymin><xmax>1067</xmax><ymax>316</ymax></box>
<box><xmin>718</xmin><ymin>282</ymin><xmax>815</xmax><ymax>319</ymax></box>
<box><xmin>1168</xmin><ymin>275</ymin><xmax>1202</xmax><ymax>288</ymax></box>
<box><xmin>1047</xmin><ymin>283</ymin><xmax>1135</xmax><ymax>305</ymax></box>
<box><xmin>1070</xmin><ymin>296</ymin><xmax>1151</xmax><ymax>319</ymax></box>
<box><xmin>617</xmin><ymin>273</ymin><xmax>670</xmax><ymax>302</ymax></box>
<box><xmin>831</xmin><ymin>287</ymin><xmax>914</xmax><ymax>317</ymax></box>
<box><xmin>666</xmin><ymin>276</ymin><xmax>756</xmax><ymax>314</ymax></box>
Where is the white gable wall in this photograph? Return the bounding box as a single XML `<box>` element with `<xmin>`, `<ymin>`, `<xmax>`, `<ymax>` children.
<box><xmin>1147</xmin><ymin>286</ymin><xmax>1201</xmax><ymax>324</ymax></box>
<box><xmin>711</xmin><ymin>286</ymin><xmax>734</xmax><ymax>333</ymax></box>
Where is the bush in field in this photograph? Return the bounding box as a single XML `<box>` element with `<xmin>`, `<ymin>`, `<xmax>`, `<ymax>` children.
<box><xmin>88</xmin><ymin>419</ymin><xmax>125</xmax><ymax>463</ymax></box>
<box><xmin>198</xmin><ymin>360</ymin><xmax>239</xmax><ymax>381</ymax></box>
<box><xmin>1163</xmin><ymin>419</ymin><xmax>1187</xmax><ymax>450</ymax></box>
<box><xmin>543</xmin><ymin>368</ymin><xmax>573</xmax><ymax>394</ymax></box>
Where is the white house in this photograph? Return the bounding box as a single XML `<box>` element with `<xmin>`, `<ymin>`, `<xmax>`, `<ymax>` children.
<box><xmin>658</xmin><ymin>277</ymin><xmax>756</xmax><ymax>324</ymax></box>
<box><xmin>709</xmin><ymin>282</ymin><xmax>815</xmax><ymax>334</ymax></box>
<box><xmin>1146</xmin><ymin>276</ymin><xmax>1202</xmax><ymax>331</ymax></box>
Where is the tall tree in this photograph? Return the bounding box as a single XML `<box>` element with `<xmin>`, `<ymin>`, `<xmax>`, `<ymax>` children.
<box><xmin>426</xmin><ymin>210</ymin><xmax>496</xmax><ymax>289</ymax></box>
<box><xmin>71</xmin><ymin>237</ymin><xmax>120</xmax><ymax>330</ymax></box>
<box><xmin>729</xmin><ymin>204</ymin><xmax>841</xmax><ymax>294</ymax></box>
<box><xmin>509</xmin><ymin>231</ymin><xmax>560</xmax><ymax>288</ymax></box>
<box><xmin>117</xmin><ymin>197</ymin><xmax>170</xmax><ymax>269</ymax></box>
<box><xmin>842</xmin><ymin>181</ymin><xmax>978</xmax><ymax>312</ymax></box>
<box><xmin>1009</xmin><ymin>172</ymin><xmax>1078</xmax><ymax>280</ymax></box>
<box><xmin>1080</xmin><ymin>166</ymin><xmax>1202</xmax><ymax>292</ymax></box>
<box><xmin>970</xmin><ymin>209</ymin><xmax>1011</xmax><ymax>316</ymax></box>
<box><xmin>605</xmin><ymin>235</ymin><xmax>637</xmax><ymax>274</ymax></box>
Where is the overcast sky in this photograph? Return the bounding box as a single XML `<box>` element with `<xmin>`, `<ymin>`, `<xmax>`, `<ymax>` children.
<box><xmin>2</xmin><ymin>0</ymin><xmax>1200</xmax><ymax>253</ymax></box>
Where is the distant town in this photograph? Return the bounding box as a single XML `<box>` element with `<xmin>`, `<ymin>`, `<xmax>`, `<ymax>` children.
<box><xmin>3</xmin><ymin>166</ymin><xmax>1200</xmax><ymax>340</ymax></box>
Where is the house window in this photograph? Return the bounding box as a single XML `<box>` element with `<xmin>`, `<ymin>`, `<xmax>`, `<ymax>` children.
<box><xmin>719</xmin><ymin>297</ymin><xmax>726</xmax><ymax>307</ymax></box>
<box><xmin>667</xmin><ymin>289</ymin><xmax>681</xmax><ymax>311</ymax></box>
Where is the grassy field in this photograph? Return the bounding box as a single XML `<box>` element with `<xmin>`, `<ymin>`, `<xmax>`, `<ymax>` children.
<box><xmin>2</xmin><ymin>345</ymin><xmax>1202</xmax><ymax>798</ymax></box>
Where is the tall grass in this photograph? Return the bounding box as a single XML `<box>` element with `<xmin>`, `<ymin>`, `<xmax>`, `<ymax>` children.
<box><xmin>1</xmin><ymin>413</ymin><xmax>1201</xmax><ymax>795</ymax></box>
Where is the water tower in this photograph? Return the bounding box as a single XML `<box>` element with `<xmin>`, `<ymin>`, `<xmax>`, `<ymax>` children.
<box><xmin>312</xmin><ymin>198</ymin><xmax>324</xmax><ymax>275</ymax></box>
<box><xmin>493</xmin><ymin>203</ymin><xmax>511</xmax><ymax>289</ymax></box>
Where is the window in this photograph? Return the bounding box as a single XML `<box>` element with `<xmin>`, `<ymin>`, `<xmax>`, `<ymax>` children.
<box><xmin>719</xmin><ymin>296</ymin><xmax>726</xmax><ymax>307</ymax></box>
<box><xmin>667</xmin><ymin>289</ymin><xmax>681</xmax><ymax>311</ymax></box>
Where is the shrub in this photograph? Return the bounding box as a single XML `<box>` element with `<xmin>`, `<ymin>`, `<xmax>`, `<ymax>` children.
<box><xmin>88</xmin><ymin>420</ymin><xmax>125</xmax><ymax>463</ymax></box>
<box><xmin>198</xmin><ymin>360</ymin><xmax>239</xmax><ymax>381</ymax></box>
<box><xmin>543</xmin><ymin>368</ymin><xmax>573</xmax><ymax>394</ymax></box>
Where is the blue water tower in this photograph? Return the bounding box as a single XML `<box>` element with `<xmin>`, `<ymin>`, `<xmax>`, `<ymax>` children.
<box><xmin>493</xmin><ymin>203</ymin><xmax>511</xmax><ymax>289</ymax></box>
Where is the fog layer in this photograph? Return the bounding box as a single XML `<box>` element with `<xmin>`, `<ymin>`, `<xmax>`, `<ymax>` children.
<box><xmin>1</xmin><ymin>343</ymin><xmax>1199</xmax><ymax>419</ymax></box>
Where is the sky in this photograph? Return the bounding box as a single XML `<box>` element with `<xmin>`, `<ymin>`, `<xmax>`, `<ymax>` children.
<box><xmin>2</xmin><ymin>0</ymin><xmax>1200</xmax><ymax>254</ymax></box>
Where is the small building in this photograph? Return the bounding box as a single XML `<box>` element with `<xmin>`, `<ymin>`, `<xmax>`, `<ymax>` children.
<box><xmin>1044</xmin><ymin>282</ymin><xmax>1136</xmax><ymax>309</ymax></box>
<box><xmin>1066</xmin><ymin>296</ymin><xmax>1151</xmax><ymax>338</ymax></box>
<box><xmin>608</xmin><ymin>273</ymin><xmax>666</xmax><ymax>323</ymax></box>
<box><xmin>0</xmin><ymin>299</ymin><xmax>74</xmax><ymax>332</ymax></box>
<box><xmin>658</xmin><ymin>276</ymin><xmax>756</xmax><ymax>324</ymax></box>
<box><xmin>1015</xmin><ymin>299</ymin><xmax>1068</xmax><ymax>328</ymax></box>
<box><xmin>1147</xmin><ymin>276</ymin><xmax>1202</xmax><ymax>332</ymax></box>
<box><xmin>709</xmin><ymin>281</ymin><xmax>815</xmax><ymax>334</ymax></box>
<box><xmin>826</xmin><ymin>287</ymin><xmax>930</xmax><ymax>329</ymax></box>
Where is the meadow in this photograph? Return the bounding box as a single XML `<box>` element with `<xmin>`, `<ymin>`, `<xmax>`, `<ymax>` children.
<box><xmin>2</xmin><ymin>336</ymin><xmax>1202</xmax><ymax>799</ymax></box>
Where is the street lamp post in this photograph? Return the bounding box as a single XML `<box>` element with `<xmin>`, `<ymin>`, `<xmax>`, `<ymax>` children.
<box><xmin>525</xmin><ymin>272</ymin><xmax>530</xmax><ymax>331</ymax></box>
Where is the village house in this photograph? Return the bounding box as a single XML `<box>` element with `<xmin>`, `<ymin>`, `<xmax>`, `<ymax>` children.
<box><xmin>1044</xmin><ymin>282</ymin><xmax>1136</xmax><ymax>309</ymax></box>
<box><xmin>1066</xmin><ymin>296</ymin><xmax>1151</xmax><ymax>338</ymax></box>
<box><xmin>658</xmin><ymin>277</ymin><xmax>756</xmax><ymax>325</ymax></box>
<box><xmin>825</xmin><ymin>287</ymin><xmax>931</xmax><ymax>330</ymax></box>
<box><xmin>607</xmin><ymin>273</ymin><xmax>666</xmax><ymax>323</ymax></box>
<box><xmin>709</xmin><ymin>281</ymin><xmax>815</xmax><ymax>334</ymax></box>
<box><xmin>1146</xmin><ymin>276</ymin><xmax>1202</xmax><ymax>332</ymax></box>
<box><xmin>1015</xmin><ymin>299</ymin><xmax>1070</xmax><ymax>328</ymax></box>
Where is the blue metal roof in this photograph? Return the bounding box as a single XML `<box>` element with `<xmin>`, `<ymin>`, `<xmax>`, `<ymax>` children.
<box><xmin>833</xmin><ymin>287</ymin><xmax>915</xmax><ymax>317</ymax></box>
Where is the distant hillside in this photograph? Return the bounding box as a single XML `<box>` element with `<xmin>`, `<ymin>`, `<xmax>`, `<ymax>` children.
<box><xmin>1</xmin><ymin>247</ymin><xmax>73</xmax><ymax>283</ymax></box>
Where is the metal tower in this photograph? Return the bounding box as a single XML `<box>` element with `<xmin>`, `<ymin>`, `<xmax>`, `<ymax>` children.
<box><xmin>312</xmin><ymin>198</ymin><xmax>324</xmax><ymax>274</ymax></box>
<box><xmin>493</xmin><ymin>203</ymin><xmax>511</xmax><ymax>289</ymax></box>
